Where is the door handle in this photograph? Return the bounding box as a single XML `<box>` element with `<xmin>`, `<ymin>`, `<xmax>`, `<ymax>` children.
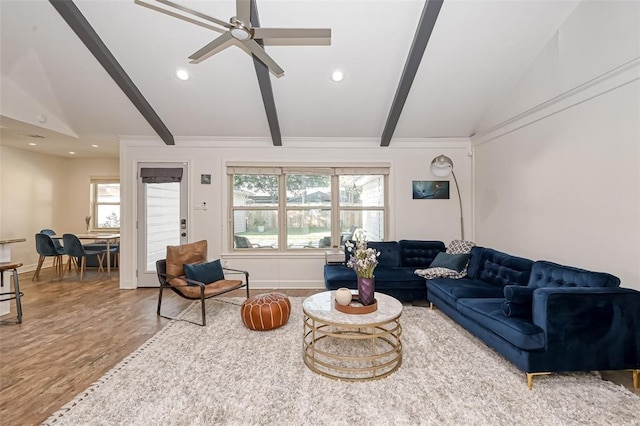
<box><xmin>181</xmin><ymin>232</ymin><xmax>187</xmax><ymax>237</ymax></box>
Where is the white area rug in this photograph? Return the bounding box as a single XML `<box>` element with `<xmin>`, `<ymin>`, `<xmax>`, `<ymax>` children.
<box><xmin>45</xmin><ymin>297</ymin><xmax>640</xmax><ymax>425</ymax></box>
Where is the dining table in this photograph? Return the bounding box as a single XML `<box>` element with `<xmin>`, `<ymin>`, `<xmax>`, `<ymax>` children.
<box><xmin>53</xmin><ymin>233</ymin><xmax>120</xmax><ymax>278</ymax></box>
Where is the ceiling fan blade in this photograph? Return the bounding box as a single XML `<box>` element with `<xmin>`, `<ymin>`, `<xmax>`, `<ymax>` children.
<box><xmin>154</xmin><ymin>0</ymin><xmax>231</xmax><ymax>28</ymax></box>
<box><xmin>236</xmin><ymin>0</ymin><xmax>251</xmax><ymax>25</ymax></box>
<box><xmin>243</xmin><ymin>39</ymin><xmax>284</xmax><ymax>78</ymax></box>
<box><xmin>189</xmin><ymin>32</ymin><xmax>235</xmax><ymax>64</ymax></box>
<box><xmin>135</xmin><ymin>0</ymin><xmax>224</xmax><ymax>33</ymax></box>
<box><xmin>253</xmin><ymin>28</ymin><xmax>332</xmax><ymax>46</ymax></box>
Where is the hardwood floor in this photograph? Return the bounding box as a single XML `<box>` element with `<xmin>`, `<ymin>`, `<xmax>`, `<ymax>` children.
<box><xmin>0</xmin><ymin>269</ymin><xmax>636</xmax><ymax>425</ymax></box>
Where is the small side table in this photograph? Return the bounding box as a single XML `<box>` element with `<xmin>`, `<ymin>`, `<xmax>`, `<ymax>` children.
<box><xmin>325</xmin><ymin>249</ymin><xmax>345</xmax><ymax>265</ymax></box>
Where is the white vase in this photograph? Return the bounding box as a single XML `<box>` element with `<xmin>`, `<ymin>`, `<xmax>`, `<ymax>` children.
<box><xmin>335</xmin><ymin>288</ymin><xmax>353</xmax><ymax>306</ymax></box>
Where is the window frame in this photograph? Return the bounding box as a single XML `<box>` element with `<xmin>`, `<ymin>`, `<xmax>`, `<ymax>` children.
<box><xmin>90</xmin><ymin>178</ymin><xmax>121</xmax><ymax>231</ymax></box>
<box><xmin>228</xmin><ymin>166</ymin><xmax>389</xmax><ymax>252</ymax></box>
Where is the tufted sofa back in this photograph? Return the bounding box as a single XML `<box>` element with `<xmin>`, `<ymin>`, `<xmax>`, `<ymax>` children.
<box><xmin>399</xmin><ymin>240</ymin><xmax>446</xmax><ymax>268</ymax></box>
<box><xmin>344</xmin><ymin>240</ymin><xmax>401</xmax><ymax>267</ymax></box>
<box><xmin>528</xmin><ymin>261</ymin><xmax>620</xmax><ymax>288</ymax></box>
<box><xmin>467</xmin><ymin>247</ymin><xmax>534</xmax><ymax>288</ymax></box>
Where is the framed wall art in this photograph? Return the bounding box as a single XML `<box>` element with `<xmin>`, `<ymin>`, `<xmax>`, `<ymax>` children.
<box><xmin>412</xmin><ymin>180</ymin><xmax>449</xmax><ymax>199</ymax></box>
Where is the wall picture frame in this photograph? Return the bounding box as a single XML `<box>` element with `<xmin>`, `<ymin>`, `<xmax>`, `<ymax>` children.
<box><xmin>200</xmin><ymin>174</ymin><xmax>211</xmax><ymax>184</ymax></box>
<box><xmin>412</xmin><ymin>180</ymin><xmax>449</xmax><ymax>199</ymax></box>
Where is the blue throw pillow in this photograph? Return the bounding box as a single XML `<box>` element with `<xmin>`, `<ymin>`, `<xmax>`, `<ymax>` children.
<box><xmin>502</xmin><ymin>285</ymin><xmax>535</xmax><ymax>318</ymax></box>
<box><xmin>501</xmin><ymin>300</ymin><xmax>532</xmax><ymax>318</ymax></box>
<box><xmin>429</xmin><ymin>252</ymin><xmax>470</xmax><ymax>273</ymax></box>
<box><xmin>184</xmin><ymin>260</ymin><xmax>225</xmax><ymax>283</ymax></box>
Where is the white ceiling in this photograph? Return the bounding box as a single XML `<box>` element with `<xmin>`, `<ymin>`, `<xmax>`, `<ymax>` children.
<box><xmin>0</xmin><ymin>0</ymin><xmax>579</xmax><ymax>158</ymax></box>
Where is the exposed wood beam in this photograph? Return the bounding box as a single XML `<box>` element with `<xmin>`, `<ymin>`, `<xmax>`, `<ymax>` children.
<box><xmin>49</xmin><ymin>0</ymin><xmax>175</xmax><ymax>145</ymax></box>
<box><xmin>380</xmin><ymin>0</ymin><xmax>444</xmax><ymax>147</ymax></box>
<box><xmin>250</xmin><ymin>0</ymin><xmax>282</xmax><ymax>146</ymax></box>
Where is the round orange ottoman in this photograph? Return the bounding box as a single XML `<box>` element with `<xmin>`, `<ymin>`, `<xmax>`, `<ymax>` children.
<box><xmin>241</xmin><ymin>293</ymin><xmax>291</xmax><ymax>331</ymax></box>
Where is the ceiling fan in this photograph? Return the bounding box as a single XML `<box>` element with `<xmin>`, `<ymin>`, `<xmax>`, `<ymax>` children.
<box><xmin>134</xmin><ymin>0</ymin><xmax>331</xmax><ymax>77</ymax></box>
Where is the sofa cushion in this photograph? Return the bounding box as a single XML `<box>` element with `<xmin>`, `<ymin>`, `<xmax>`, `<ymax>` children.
<box><xmin>466</xmin><ymin>247</ymin><xmax>534</xmax><ymax>288</ymax></box>
<box><xmin>368</xmin><ymin>241</ymin><xmax>400</xmax><ymax>267</ymax></box>
<box><xmin>324</xmin><ymin>265</ymin><xmax>357</xmax><ymax>289</ymax></box>
<box><xmin>457</xmin><ymin>298</ymin><xmax>545</xmax><ymax>351</ymax></box>
<box><xmin>528</xmin><ymin>261</ymin><xmax>620</xmax><ymax>288</ymax></box>
<box><xmin>398</xmin><ymin>240</ymin><xmax>446</xmax><ymax>268</ymax></box>
<box><xmin>430</xmin><ymin>252</ymin><xmax>470</xmax><ymax>273</ymax></box>
<box><xmin>427</xmin><ymin>278</ymin><xmax>505</xmax><ymax>308</ymax></box>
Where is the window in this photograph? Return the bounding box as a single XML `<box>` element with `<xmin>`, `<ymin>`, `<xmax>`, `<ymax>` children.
<box><xmin>90</xmin><ymin>179</ymin><xmax>120</xmax><ymax>230</ymax></box>
<box><xmin>228</xmin><ymin>166</ymin><xmax>388</xmax><ymax>250</ymax></box>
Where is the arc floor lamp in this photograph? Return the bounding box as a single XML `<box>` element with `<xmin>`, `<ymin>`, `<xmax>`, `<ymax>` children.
<box><xmin>430</xmin><ymin>154</ymin><xmax>464</xmax><ymax>240</ymax></box>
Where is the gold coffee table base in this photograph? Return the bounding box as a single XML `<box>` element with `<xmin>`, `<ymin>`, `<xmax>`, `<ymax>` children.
<box><xmin>302</xmin><ymin>293</ymin><xmax>403</xmax><ymax>381</ymax></box>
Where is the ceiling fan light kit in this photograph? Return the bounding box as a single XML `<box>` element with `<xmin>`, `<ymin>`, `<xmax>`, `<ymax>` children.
<box><xmin>136</xmin><ymin>0</ymin><xmax>331</xmax><ymax>78</ymax></box>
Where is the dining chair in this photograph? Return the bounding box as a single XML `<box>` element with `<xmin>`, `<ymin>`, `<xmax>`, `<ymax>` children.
<box><xmin>33</xmin><ymin>233</ymin><xmax>66</xmax><ymax>281</ymax></box>
<box><xmin>62</xmin><ymin>234</ymin><xmax>107</xmax><ymax>280</ymax></box>
<box><xmin>40</xmin><ymin>229</ymin><xmax>65</xmax><ymax>252</ymax></box>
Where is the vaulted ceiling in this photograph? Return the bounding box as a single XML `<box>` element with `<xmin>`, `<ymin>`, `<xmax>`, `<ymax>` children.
<box><xmin>0</xmin><ymin>0</ymin><xmax>579</xmax><ymax>158</ymax></box>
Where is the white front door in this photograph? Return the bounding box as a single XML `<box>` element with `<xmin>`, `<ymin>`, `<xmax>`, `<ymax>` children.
<box><xmin>136</xmin><ymin>163</ymin><xmax>188</xmax><ymax>287</ymax></box>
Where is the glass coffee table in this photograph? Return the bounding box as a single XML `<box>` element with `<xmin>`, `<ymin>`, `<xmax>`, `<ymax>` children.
<box><xmin>302</xmin><ymin>290</ymin><xmax>403</xmax><ymax>381</ymax></box>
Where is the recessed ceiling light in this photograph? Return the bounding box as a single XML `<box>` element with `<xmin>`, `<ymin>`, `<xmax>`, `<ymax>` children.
<box><xmin>331</xmin><ymin>69</ymin><xmax>344</xmax><ymax>82</ymax></box>
<box><xmin>69</xmin><ymin>151</ymin><xmax>76</xmax><ymax>155</ymax></box>
<box><xmin>28</xmin><ymin>142</ymin><xmax>37</xmax><ymax>146</ymax></box>
<box><xmin>176</xmin><ymin>69</ymin><xmax>190</xmax><ymax>81</ymax></box>
<box><xmin>92</xmin><ymin>144</ymin><xmax>99</xmax><ymax>148</ymax></box>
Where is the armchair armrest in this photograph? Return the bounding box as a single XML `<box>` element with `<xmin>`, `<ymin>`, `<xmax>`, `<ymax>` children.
<box><xmin>223</xmin><ymin>267</ymin><xmax>250</xmax><ymax>283</ymax></box>
<box><xmin>156</xmin><ymin>271</ymin><xmax>206</xmax><ymax>289</ymax></box>
<box><xmin>532</xmin><ymin>287</ymin><xmax>640</xmax><ymax>369</ymax></box>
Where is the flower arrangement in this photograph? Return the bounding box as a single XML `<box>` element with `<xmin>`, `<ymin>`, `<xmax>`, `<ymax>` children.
<box><xmin>85</xmin><ymin>216</ymin><xmax>91</xmax><ymax>232</ymax></box>
<box><xmin>345</xmin><ymin>235</ymin><xmax>380</xmax><ymax>278</ymax></box>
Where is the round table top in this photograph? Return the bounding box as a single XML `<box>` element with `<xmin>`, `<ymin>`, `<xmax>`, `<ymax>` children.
<box><xmin>302</xmin><ymin>290</ymin><xmax>402</xmax><ymax>326</ymax></box>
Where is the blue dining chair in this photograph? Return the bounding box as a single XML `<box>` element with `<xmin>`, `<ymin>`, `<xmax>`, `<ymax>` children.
<box><xmin>33</xmin><ymin>233</ymin><xmax>66</xmax><ymax>281</ymax></box>
<box><xmin>40</xmin><ymin>229</ymin><xmax>65</xmax><ymax>253</ymax></box>
<box><xmin>62</xmin><ymin>234</ymin><xmax>107</xmax><ymax>280</ymax></box>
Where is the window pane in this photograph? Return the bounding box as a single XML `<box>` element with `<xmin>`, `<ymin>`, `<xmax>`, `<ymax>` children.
<box><xmin>233</xmin><ymin>174</ymin><xmax>278</xmax><ymax>207</ymax></box>
<box><xmin>96</xmin><ymin>183</ymin><xmax>120</xmax><ymax>203</ymax></box>
<box><xmin>339</xmin><ymin>175</ymin><xmax>384</xmax><ymax>207</ymax></box>
<box><xmin>339</xmin><ymin>210</ymin><xmax>384</xmax><ymax>243</ymax></box>
<box><xmin>97</xmin><ymin>205</ymin><xmax>121</xmax><ymax>228</ymax></box>
<box><xmin>233</xmin><ymin>210</ymin><xmax>278</xmax><ymax>249</ymax></box>
<box><xmin>286</xmin><ymin>174</ymin><xmax>331</xmax><ymax>207</ymax></box>
<box><xmin>286</xmin><ymin>209</ymin><xmax>331</xmax><ymax>248</ymax></box>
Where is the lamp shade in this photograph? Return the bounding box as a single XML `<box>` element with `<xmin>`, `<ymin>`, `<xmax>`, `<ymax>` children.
<box><xmin>430</xmin><ymin>155</ymin><xmax>453</xmax><ymax>177</ymax></box>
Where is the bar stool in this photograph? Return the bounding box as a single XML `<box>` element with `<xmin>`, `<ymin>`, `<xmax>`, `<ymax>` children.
<box><xmin>0</xmin><ymin>262</ymin><xmax>24</xmax><ymax>324</ymax></box>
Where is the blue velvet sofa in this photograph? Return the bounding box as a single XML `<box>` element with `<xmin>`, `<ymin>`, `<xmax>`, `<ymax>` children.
<box><xmin>427</xmin><ymin>246</ymin><xmax>640</xmax><ymax>388</ymax></box>
<box><xmin>324</xmin><ymin>240</ymin><xmax>445</xmax><ymax>302</ymax></box>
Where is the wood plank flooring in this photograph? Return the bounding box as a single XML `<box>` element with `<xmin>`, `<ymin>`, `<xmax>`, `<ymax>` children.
<box><xmin>0</xmin><ymin>268</ymin><xmax>636</xmax><ymax>425</ymax></box>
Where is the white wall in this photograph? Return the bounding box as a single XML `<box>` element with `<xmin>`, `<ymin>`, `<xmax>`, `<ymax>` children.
<box><xmin>119</xmin><ymin>139</ymin><xmax>472</xmax><ymax>289</ymax></box>
<box><xmin>472</xmin><ymin>1</ymin><xmax>640</xmax><ymax>291</ymax></box>
<box><xmin>0</xmin><ymin>146</ymin><xmax>119</xmax><ymax>271</ymax></box>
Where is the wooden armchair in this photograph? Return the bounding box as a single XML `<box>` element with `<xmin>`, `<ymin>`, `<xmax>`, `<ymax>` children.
<box><xmin>156</xmin><ymin>240</ymin><xmax>249</xmax><ymax>326</ymax></box>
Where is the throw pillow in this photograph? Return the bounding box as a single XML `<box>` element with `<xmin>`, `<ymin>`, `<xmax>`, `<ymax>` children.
<box><xmin>446</xmin><ymin>239</ymin><xmax>476</xmax><ymax>255</ymax></box>
<box><xmin>429</xmin><ymin>252</ymin><xmax>470</xmax><ymax>273</ymax></box>
<box><xmin>415</xmin><ymin>267</ymin><xmax>466</xmax><ymax>280</ymax></box>
<box><xmin>184</xmin><ymin>259</ymin><xmax>225</xmax><ymax>284</ymax></box>
<box><xmin>503</xmin><ymin>285</ymin><xmax>535</xmax><ymax>304</ymax></box>
<box><xmin>501</xmin><ymin>300</ymin><xmax>532</xmax><ymax>318</ymax></box>
<box><xmin>502</xmin><ymin>285</ymin><xmax>535</xmax><ymax>318</ymax></box>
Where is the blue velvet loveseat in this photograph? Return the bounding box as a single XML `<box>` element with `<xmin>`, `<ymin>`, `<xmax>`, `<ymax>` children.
<box><xmin>427</xmin><ymin>246</ymin><xmax>640</xmax><ymax>389</ymax></box>
<box><xmin>324</xmin><ymin>240</ymin><xmax>445</xmax><ymax>302</ymax></box>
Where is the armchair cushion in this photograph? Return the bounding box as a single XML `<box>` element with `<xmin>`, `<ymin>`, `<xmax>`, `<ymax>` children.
<box><xmin>166</xmin><ymin>240</ymin><xmax>207</xmax><ymax>279</ymax></box>
<box><xmin>184</xmin><ymin>260</ymin><xmax>225</xmax><ymax>284</ymax></box>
